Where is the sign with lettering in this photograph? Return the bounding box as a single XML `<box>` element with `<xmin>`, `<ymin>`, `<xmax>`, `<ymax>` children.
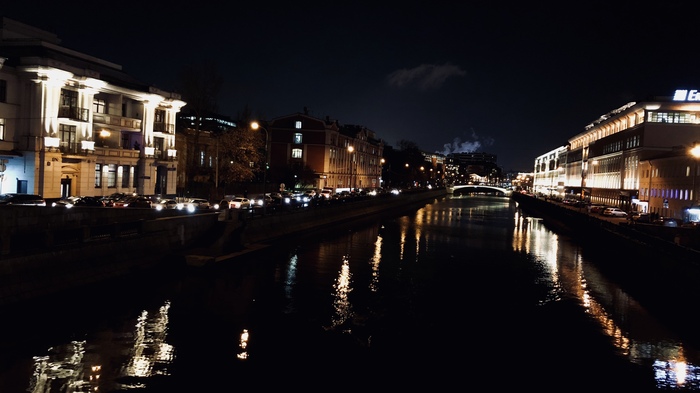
<box><xmin>673</xmin><ymin>89</ymin><xmax>700</xmax><ymax>101</ymax></box>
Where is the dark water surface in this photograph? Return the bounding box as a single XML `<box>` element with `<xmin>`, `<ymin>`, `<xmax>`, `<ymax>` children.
<box><xmin>1</xmin><ymin>194</ymin><xmax>699</xmax><ymax>391</ymax></box>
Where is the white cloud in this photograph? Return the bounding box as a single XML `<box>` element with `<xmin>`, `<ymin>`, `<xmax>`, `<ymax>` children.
<box><xmin>438</xmin><ymin>129</ymin><xmax>494</xmax><ymax>155</ymax></box>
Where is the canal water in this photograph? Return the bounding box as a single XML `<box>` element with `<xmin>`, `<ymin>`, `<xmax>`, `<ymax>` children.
<box><xmin>1</xmin><ymin>194</ymin><xmax>699</xmax><ymax>391</ymax></box>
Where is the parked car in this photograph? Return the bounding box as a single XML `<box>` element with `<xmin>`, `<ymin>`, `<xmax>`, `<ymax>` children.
<box><xmin>113</xmin><ymin>196</ymin><xmax>152</xmax><ymax>208</ymax></box>
<box><xmin>0</xmin><ymin>193</ymin><xmax>46</xmax><ymax>206</ymax></box>
<box><xmin>628</xmin><ymin>211</ymin><xmax>650</xmax><ymax>223</ymax></box>
<box><xmin>53</xmin><ymin>196</ymin><xmax>105</xmax><ymax>208</ymax></box>
<box><xmin>52</xmin><ymin>197</ymin><xmax>76</xmax><ymax>208</ymax></box>
<box><xmin>653</xmin><ymin>217</ymin><xmax>679</xmax><ymax>227</ymax></box>
<box><xmin>250</xmin><ymin>194</ymin><xmax>273</xmax><ymax>208</ymax></box>
<box><xmin>72</xmin><ymin>196</ymin><xmax>106</xmax><ymax>207</ymax></box>
<box><xmin>218</xmin><ymin>195</ymin><xmax>238</xmax><ymax>209</ymax></box>
<box><xmin>180</xmin><ymin>198</ymin><xmax>211</xmax><ymax>212</ymax></box>
<box><xmin>153</xmin><ymin>199</ymin><xmax>178</xmax><ymax>211</ymax></box>
<box><xmin>229</xmin><ymin>197</ymin><xmax>251</xmax><ymax>209</ymax></box>
<box><xmin>99</xmin><ymin>192</ymin><xmax>128</xmax><ymax>207</ymax></box>
<box><xmin>603</xmin><ymin>207</ymin><xmax>628</xmax><ymax>217</ymax></box>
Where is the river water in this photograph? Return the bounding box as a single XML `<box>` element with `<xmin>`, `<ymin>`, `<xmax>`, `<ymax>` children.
<box><xmin>1</xmin><ymin>194</ymin><xmax>700</xmax><ymax>391</ymax></box>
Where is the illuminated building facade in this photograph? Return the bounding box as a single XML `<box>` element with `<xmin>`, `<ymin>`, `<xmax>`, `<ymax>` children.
<box><xmin>535</xmin><ymin>89</ymin><xmax>700</xmax><ymax>219</ymax></box>
<box><xmin>267</xmin><ymin>112</ymin><xmax>384</xmax><ymax>192</ymax></box>
<box><xmin>533</xmin><ymin>146</ymin><xmax>567</xmax><ymax>198</ymax></box>
<box><xmin>0</xmin><ymin>18</ymin><xmax>185</xmax><ymax>199</ymax></box>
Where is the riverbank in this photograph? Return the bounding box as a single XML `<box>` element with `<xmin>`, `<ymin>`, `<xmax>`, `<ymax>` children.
<box><xmin>512</xmin><ymin>191</ymin><xmax>700</xmax><ymax>344</ymax></box>
<box><xmin>0</xmin><ymin>188</ymin><xmax>447</xmax><ymax>306</ymax></box>
<box><xmin>183</xmin><ymin>188</ymin><xmax>448</xmax><ymax>266</ymax></box>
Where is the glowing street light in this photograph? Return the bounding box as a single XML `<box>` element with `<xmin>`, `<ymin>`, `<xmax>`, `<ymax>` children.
<box><xmin>348</xmin><ymin>145</ymin><xmax>355</xmax><ymax>191</ymax></box>
<box><xmin>251</xmin><ymin>121</ymin><xmax>269</xmax><ymax>215</ymax></box>
<box><xmin>690</xmin><ymin>143</ymin><xmax>700</xmax><ymax>208</ymax></box>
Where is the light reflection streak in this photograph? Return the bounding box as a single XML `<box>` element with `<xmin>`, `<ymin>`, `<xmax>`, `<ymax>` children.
<box><xmin>122</xmin><ymin>301</ymin><xmax>173</xmax><ymax>380</ymax></box>
<box><xmin>369</xmin><ymin>232</ymin><xmax>383</xmax><ymax>292</ymax></box>
<box><xmin>283</xmin><ymin>253</ymin><xmax>298</xmax><ymax>314</ymax></box>
<box><xmin>399</xmin><ymin>217</ymin><xmax>408</xmax><ymax>261</ymax></box>
<box><xmin>28</xmin><ymin>340</ymin><xmax>89</xmax><ymax>393</ymax></box>
<box><xmin>237</xmin><ymin>329</ymin><xmax>250</xmax><ymax>360</ymax></box>
<box><xmin>27</xmin><ymin>300</ymin><xmax>174</xmax><ymax>391</ymax></box>
<box><xmin>329</xmin><ymin>255</ymin><xmax>353</xmax><ymax>330</ymax></box>
<box><xmin>512</xmin><ymin>208</ymin><xmax>700</xmax><ymax>389</ymax></box>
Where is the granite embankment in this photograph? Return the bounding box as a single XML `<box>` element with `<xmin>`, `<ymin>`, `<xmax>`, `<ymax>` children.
<box><xmin>0</xmin><ymin>207</ymin><xmax>220</xmax><ymax>306</ymax></box>
<box><xmin>0</xmin><ymin>189</ymin><xmax>447</xmax><ymax>305</ymax></box>
<box><xmin>511</xmin><ymin>191</ymin><xmax>700</xmax><ymax>336</ymax></box>
<box><xmin>184</xmin><ymin>188</ymin><xmax>448</xmax><ymax>265</ymax></box>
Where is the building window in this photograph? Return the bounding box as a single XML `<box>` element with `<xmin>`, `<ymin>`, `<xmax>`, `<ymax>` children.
<box><xmin>121</xmin><ymin>165</ymin><xmax>131</xmax><ymax>188</ymax></box>
<box><xmin>294</xmin><ymin>133</ymin><xmax>302</xmax><ymax>144</ymax></box>
<box><xmin>93</xmin><ymin>99</ymin><xmax>106</xmax><ymax>114</ymax></box>
<box><xmin>155</xmin><ymin>109</ymin><xmax>165</xmax><ymax>123</ymax></box>
<box><xmin>133</xmin><ymin>165</ymin><xmax>139</xmax><ymax>188</ymax></box>
<box><xmin>107</xmin><ymin>164</ymin><xmax>117</xmax><ymax>188</ymax></box>
<box><xmin>0</xmin><ymin>118</ymin><xmax>4</xmax><ymax>140</ymax></box>
<box><xmin>95</xmin><ymin>163</ymin><xmax>102</xmax><ymax>188</ymax></box>
<box><xmin>295</xmin><ymin>121</ymin><xmax>302</xmax><ymax>129</ymax></box>
<box><xmin>199</xmin><ymin>150</ymin><xmax>205</xmax><ymax>166</ymax></box>
<box><xmin>0</xmin><ymin>80</ymin><xmax>6</xmax><ymax>103</ymax></box>
<box><xmin>59</xmin><ymin>124</ymin><xmax>76</xmax><ymax>153</ymax></box>
<box><xmin>292</xmin><ymin>148</ymin><xmax>302</xmax><ymax>159</ymax></box>
<box><xmin>60</xmin><ymin>89</ymin><xmax>78</xmax><ymax>107</ymax></box>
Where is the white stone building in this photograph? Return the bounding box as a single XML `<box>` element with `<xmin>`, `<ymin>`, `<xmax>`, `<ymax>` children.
<box><xmin>0</xmin><ymin>18</ymin><xmax>185</xmax><ymax>200</ymax></box>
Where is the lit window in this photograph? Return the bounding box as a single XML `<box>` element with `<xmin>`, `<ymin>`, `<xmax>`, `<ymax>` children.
<box><xmin>95</xmin><ymin>163</ymin><xmax>102</xmax><ymax>188</ymax></box>
<box><xmin>107</xmin><ymin>164</ymin><xmax>117</xmax><ymax>188</ymax></box>
<box><xmin>294</xmin><ymin>133</ymin><xmax>302</xmax><ymax>144</ymax></box>
<box><xmin>295</xmin><ymin>121</ymin><xmax>302</xmax><ymax>129</ymax></box>
<box><xmin>93</xmin><ymin>99</ymin><xmax>106</xmax><ymax>114</ymax></box>
<box><xmin>292</xmin><ymin>148</ymin><xmax>302</xmax><ymax>158</ymax></box>
<box><xmin>0</xmin><ymin>118</ymin><xmax>4</xmax><ymax>140</ymax></box>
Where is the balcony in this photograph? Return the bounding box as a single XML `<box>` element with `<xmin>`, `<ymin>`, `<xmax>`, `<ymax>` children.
<box><xmin>153</xmin><ymin>122</ymin><xmax>175</xmax><ymax>134</ymax></box>
<box><xmin>58</xmin><ymin>106</ymin><xmax>89</xmax><ymax>122</ymax></box>
<box><xmin>92</xmin><ymin>113</ymin><xmax>142</xmax><ymax>130</ymax></box>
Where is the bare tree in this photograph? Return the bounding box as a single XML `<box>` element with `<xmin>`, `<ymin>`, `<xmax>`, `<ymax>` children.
<box><xmin>217</xmin><ymin>121</ymin><xmax>264</xmax><ymax>185</ymax></box>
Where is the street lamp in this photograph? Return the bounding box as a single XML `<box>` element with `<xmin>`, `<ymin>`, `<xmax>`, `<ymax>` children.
<box><xmin>690</xmin><ymin>143</ymin><xmax>700</xmax><ymax>208</ymax></box>
<box><xmin>347</xmin><ymin>145</ymin><xmax>355</xmax><ymax>191</ymax></box>
<box><xmin>251</xmin><ymin>121</ymin><xmax>269</xmax><ymax>215</ymax></box>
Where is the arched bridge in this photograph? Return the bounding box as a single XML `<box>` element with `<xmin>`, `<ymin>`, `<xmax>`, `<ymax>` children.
<box><xmin>447</xmin><ymin>184</ymin><xmax>512</xmax><ymax>196</ymax></box>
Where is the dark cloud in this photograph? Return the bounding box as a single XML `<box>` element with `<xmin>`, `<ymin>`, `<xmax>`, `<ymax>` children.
<box><xmin>386</xmin><ymin>63</ymin><xmax>466</xmax><ymax>90</ymax></box>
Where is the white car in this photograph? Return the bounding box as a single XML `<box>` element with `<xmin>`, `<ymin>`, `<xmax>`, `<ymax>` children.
<box><xmin>229</xmin><ymin>197</ymin><xmax>251</xmax><ymax>209</ymax></box>
<box><xmin>153</xmin><ymin>199</ymin><xmax>178</xmax><ymax>211</ymax></box>
<box><xmin>603</xmin><ymin>207</ymin><xmax>628</xmax><ymax>217</ymax></box>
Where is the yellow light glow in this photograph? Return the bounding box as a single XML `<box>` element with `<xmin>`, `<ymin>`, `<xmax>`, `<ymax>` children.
<box><xmin>690</xmin><ymin>144</ymin><xmax>700</xmax><ymax>158</ymax></box>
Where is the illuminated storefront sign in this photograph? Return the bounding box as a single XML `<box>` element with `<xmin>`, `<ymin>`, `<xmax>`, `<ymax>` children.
<box><xmin>673</xmin><ymin>89</ymin><xmax>700</xmax><ymax>101</ymax></box>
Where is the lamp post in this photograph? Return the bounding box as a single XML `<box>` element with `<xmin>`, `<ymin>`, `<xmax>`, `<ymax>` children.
<box><xmin>251</xmin><ymin>121</ymin><xmax>269</xmax><ymax>215</ymax></box>
<box><xmin>347</xmin><ymin>145</ymin><xmax>355</xmax><ymax>191</ymax></box>
<box><xmin>690</xmin><ymin>143</ymin><xmax>700</xmax><ymax>208</ymax></box>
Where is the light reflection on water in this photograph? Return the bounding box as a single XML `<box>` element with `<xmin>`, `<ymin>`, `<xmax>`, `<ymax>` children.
<box><xmin>26</xmin><ymin>301</ymin><xmax>174</xmax><ymax>392</ymax></box>
<box><xmin>508</xmin><ymin>196</ymin><xmax>700</xmax><ymax>390</ymax></box>
<box><xmin>7</xmin><ymin>194</ymin><xmax>700</xmax><ymax>390</ymax></box>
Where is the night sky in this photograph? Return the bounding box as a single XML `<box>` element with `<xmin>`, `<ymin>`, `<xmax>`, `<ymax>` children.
<box><xmin>3</xmin><ymin>1</ymin><xmax>700</xmax><ymax>171</ymax></box>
